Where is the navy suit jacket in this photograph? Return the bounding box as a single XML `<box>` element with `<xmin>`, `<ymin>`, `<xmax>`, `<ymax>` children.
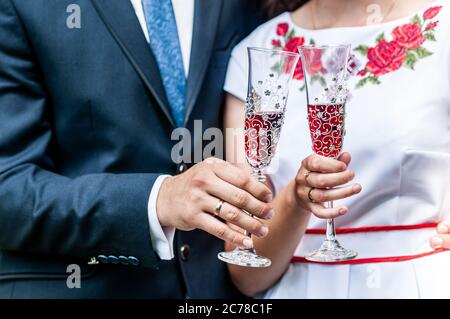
<box><xmin>0</xmin><ymin>0</ymin><xmax>264</xmax><ymax>298</ymax></box>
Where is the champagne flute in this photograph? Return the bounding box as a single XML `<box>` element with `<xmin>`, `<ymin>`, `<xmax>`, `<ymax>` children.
<box><xmin>218</xmin><ymin>47</ymin><xmax>300</xmax><ymax>268</ymax></box>
<box><xmin>298</xmin><ymin>44</ymin><xmax>358</xmax><ymax>262</ymax></box>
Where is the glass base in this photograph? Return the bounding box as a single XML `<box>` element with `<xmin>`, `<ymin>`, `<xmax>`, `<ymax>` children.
<box><xmin>305</xmin><ymin>239</ymin><xmax>357</xmax><ymax>262</ymax></box>
<box><xmin>218</xmin><ymin>248</ymin><xmax>271</xmax><ymax>268</ymax></box>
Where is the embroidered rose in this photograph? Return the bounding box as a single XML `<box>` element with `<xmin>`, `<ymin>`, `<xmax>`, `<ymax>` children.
<box><xmin>276</xmin><ymin>23</ymin><xmax>289</xmax><ymax>36</ymax></box>
<box><xmin>291</xmin><ymin>60</ymin><xmax>304</xmax><ymax>80</ymax></box>
<box><xmin>283</xmin><ymin>36</ymin><xmax>305</xmax><ymax>53</ymax></box>
<box><xmin>303</xmin><ymin>48</ymin><xmax>325</xmax><ymax>75</ymax></box>
<box><xmin>357</xmin><ymin>69</ymin><xmax>367</xmax><ymax>77</ymax></box>
<box><xmin>355</xmin><ymin>4</ymin><xmax>442</xmax><ymax>89</ymax></box>
<box><xmin>392</xmin><ymin>23</ymin><xmax>426</xmax><ymax>49</ymax></box>
<box><xmin>426</xmin><ymin>21</ymin><xmax>439</xmax><ymax>31</ymax></box>
<box><xmin>423</xmin><ymin>6</ymin><xmax>443</xmax><ymax>20</ymax></box>
<box><xmin>272</xmin><ymin>39</ymin><xmax>281</xmax><ymax>47</ymax></box>
<box><xmin>283</xmin><ymin>37</ymin><xmax>306</xmax><ymax>80</ymax></box>
<box><xmin>366</xmin><ymin>40</ymin><xmax>407</xmax><ymax>76</ymax></box>
<box><xmin>271</xmin><ymin>23</ymin><xmax>325</xmax><ymax>87</ymax></box>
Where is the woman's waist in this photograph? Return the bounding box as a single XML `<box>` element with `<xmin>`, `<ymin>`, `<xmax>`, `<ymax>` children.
<box><xmin>293</xmin><ymin>222</ymin><xmax>447</xmax><ymax>264</ymax></box>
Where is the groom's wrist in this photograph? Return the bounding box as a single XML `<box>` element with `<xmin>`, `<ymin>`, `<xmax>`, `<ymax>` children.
<box><xmin>155</xmin><ymin>175</ymin><xmax>174</xmax><ymax>228</ymax></box>
<box><xmin>146</xmin><ymin>174</ymin><xmax>175</xmax><ymax>260</ymax></box>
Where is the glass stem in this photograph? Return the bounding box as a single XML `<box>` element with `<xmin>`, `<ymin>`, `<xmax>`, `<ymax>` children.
<box><xmin>243</xmin><ymin>212</ymin><xmax>254</xmax><ymax>252</ymax></box>
<box><xmin>251</xmin><ymin>169</ymin><xmax>266</xmax><ymax>183</ymax></box>
<box><xmin>240</xmin><ymin>228</ymin><xmax>255</xmax><ymax>254</ymax></box>
<box><xmin>238</xmin><ymin>168</ymin><xmax>266</xmax><ymax>253</ymax></box>
<box><xmin>325</xmin><ymin>201</ymin><xmax>337</xmax><ymax>241</ymax></box>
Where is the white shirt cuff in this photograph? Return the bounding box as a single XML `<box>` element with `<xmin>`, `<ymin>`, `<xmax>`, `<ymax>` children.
<box><xmin>147</xmin><ymin>175</ymin><xmax>175</xmax><ymax>260</ymax></box>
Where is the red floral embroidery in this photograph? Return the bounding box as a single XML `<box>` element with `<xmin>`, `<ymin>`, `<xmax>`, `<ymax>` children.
<box><xmin>302</xmin><ymin>48</ymin><xmax>325</xmax><ymax>75</ymax></box>
<box><xmin>354</xmin><ymin>5</ymin><xmax>442</xmax><ymax>88</ymax></box>
<box><xmin>366</xmin><ymin>40</ymin><xmax>407</xmax><ymax>76</ymax></box>
<box><xmin>270</xmin><ymin>5</ymin><xmax>443</xmax><ymax>90</ymax></box>
<box><xmin>271</xmin><ymin>22</ymin><xmax>320</xmax><ymax>86</ymax></box>
<box><xmin>283</xmin><ymin>36</ymin><xmax>306</xmax><ymax>80</ymax></box>
<box><xmin>284</xmin><ymin>36</ymin><xmax>305</xmax><ymax>53</ymax></box>
<box><xmin>357</xmin><ymin>69</ymin><xmax>367</xmax><ymax>77</ymax></box>
<box><xmin>426</xmin><ymin>21</ymin><xmax>439</xmax><ymax>30</ymax></box>
<box><xmin>271</xmin><ymin>39</ymin><xmax>281</xmax><ymax>47</ymax></box>
<box><xmin>423</xmin><ymin>6</ymin><xmax>443</xmax><ymax>20</ymax></box>
<box><xmin>276</xmin><ymin>22</ymin><xmax>289</xmax><ymax>36</ymax></box>
<box><xmin>392</xmin><ymin>23</ymin><xmax>426</xmax><ymax>49</ymax></box>
<box><xmin>290</xmin><ymin>56</ymin><xmax>305</xmax><ymax>80</ymax></box>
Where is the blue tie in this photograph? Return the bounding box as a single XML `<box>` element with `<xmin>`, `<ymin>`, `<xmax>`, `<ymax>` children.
<box><xmin>143</xmin><ymin>0</ymin><xmax>186</xmax><ymax>127</ymax></box>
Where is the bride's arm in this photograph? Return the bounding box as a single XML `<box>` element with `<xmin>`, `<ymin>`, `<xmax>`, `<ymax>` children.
<box><xmin>224</xmin><ymin>94</ymin><xmax>311</xmax><ymax>296</ymax></box>
<box><xmin>223</xmin><ymin>93</ymin><xmax>361</xmax><ymax>296</ymax></box>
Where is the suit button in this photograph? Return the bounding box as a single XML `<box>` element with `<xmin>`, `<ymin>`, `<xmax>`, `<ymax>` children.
<box><xmin>108</xmin><ymin>256</ymin><xmax>119</xmax><ymax>264</ymax></box>
<box><xmin>88</xmin><ymin>257</ymin><xmax>99</xmax><ymax>265</ymax></box>
<box><xmin>180</xmin><ymin>244</ymin><xmax>190</xmax><ymax>261</ymax></box>
<box><xmin>118</xmin><ymin>256</ymin><xmax>129</xmax><ymax>265</ymax></box>
<box><xmin>98</xmin><ymin>255</ymin><xmax>108</xmax><ymax>264</ymax></box>
<box><xmin>128</xmin><ymin>256</ymin><xmax>140</xmax><ymax>266</ymax></box>
<box><xmin>177</xmin><ymin>163</ymin><xmax>187</xmax><ymax>174</ymax></box>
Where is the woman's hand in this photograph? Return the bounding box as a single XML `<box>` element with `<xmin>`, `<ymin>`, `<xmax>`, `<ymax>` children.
<box><xmin>291</xmin><ymin>152</ymin><xmax>362</xmax><ymax>219</ymax></box>
<box><xmin>430</xmin><ymin>220</ymin><xmax>450</xmax><ymax>249</ymax></box>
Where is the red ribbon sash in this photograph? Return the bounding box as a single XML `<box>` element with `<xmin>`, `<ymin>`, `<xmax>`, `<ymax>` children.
<box><xmin>292</xmin><ymin>223</ymin><xmax>448</xmax><ymax>265</ymax></box>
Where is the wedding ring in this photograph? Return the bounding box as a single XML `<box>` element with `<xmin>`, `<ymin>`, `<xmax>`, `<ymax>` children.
<box><xmin>307</xmin><ymin>187</ymin><xmax>315</xmax><ymax>203</ymax></box>
<box><xmin>214</xmin><ymin>200</ymin><xmax>224</xmax><ymax>217</ymax></box>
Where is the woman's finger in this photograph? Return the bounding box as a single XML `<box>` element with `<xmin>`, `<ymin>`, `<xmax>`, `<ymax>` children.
<box><xmin>309</xmin><ymin>184</ymin><xmax>362</xmax><ymax>203</ymax></box>
<box><xmin>430</xmin><ymin>235</ymin><xmax>450</xmax><ymax>249</ymax></box>
<box><xmin>306</xmin><ymin>170</ymin><xmax>355</xmax><ymax>188</ymax></box>
<box><xmin>437</xmin><ymin>222</ymin><xmax>450</xmax><ymax>234</ymax></box>
<box><xmin>196</xmin><ymin>213</ymin><xmax>253</xmax><ymax>249</ymax></box>
<box><xmin>338</xmin><ymin>152</ymin><xmax>352</xmax><ymax>166</ymax></box>
<box><xmin>303</xmin><ymin>154</ymin><xmax>347</xmax><ymax>174</ymax></box>
<box><xmin>309</xmin><ymin>203</ymin><xmax>348</xmax><ymax>219</ymax></box>
<box><xmin>202</xmin><ymin>196</ymin><xmax>268</xmax><ymax>238</ymax></box>
<box><xmin>430</xmin><ymin>222</ymin><xmax>450</xmax><ymax>249</ymax></box>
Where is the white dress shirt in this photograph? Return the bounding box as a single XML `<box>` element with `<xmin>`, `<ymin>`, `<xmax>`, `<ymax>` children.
<box><xmin>130</xmin><ymin>0</ymin><xmax>195</xmax><ymax>260</ymax></box>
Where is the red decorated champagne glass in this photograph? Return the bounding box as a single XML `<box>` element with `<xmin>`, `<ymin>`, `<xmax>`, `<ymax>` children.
<box><xmin>298</xmin><ymin>44</ymin><xmax>358</xmax><ymax>262</ymax></box>
<box><xmin>218</xmin><ymin>47</ymin><xmax>300</xmax><ymax>268</ymax></box>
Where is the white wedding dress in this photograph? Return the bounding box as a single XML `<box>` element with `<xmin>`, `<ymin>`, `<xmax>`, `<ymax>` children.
<box><xmin>224</xmin><ymin>1</ymin><xmax>450</xmax><ymax>298</ymax></box>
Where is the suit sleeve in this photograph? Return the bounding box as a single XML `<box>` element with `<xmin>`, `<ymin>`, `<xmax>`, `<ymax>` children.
<box><xmin>0</xmin><ymin>0</ymin><xmax>160</xmax><ymax>268</ymax></box>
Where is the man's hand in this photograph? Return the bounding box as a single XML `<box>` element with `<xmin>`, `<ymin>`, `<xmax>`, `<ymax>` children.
<box><xmin>156</xmin><ymin>158</ymin><xmax>273</xmax><ymax>248</ymax></box>
<box><xmin>430</xmin><ymin>220</ymin><xmax>450</xmax><ymax>249</ymax></box>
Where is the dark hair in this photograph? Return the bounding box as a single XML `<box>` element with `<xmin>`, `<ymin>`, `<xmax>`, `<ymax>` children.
<box><xmin>265</xmin><ymin>0</ymin><xmax>309</xmax><ymax>17</ymax></box>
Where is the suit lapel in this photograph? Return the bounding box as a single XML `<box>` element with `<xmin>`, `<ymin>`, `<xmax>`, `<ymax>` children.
<box><xmin>184</xmin><ymin>0</ymin><xmax>223</xmax><ymax>125</ymax></box>
<box><xmin>91</xmin><ymin>0</ymin><xmax>175</xmax><ymax>127</ymax></box>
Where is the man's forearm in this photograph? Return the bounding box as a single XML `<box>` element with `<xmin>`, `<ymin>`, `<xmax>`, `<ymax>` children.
<box><xmin>0</xmin><ymin>163</ymin><xmax>161</xmax><ymax>268</ymax></box>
